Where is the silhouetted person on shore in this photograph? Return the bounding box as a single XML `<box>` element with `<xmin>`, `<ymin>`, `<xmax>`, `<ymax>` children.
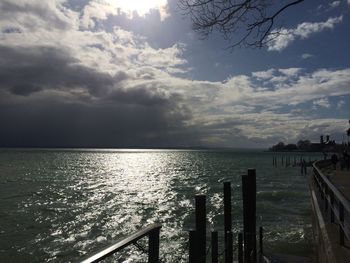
<box><xmin>331</xmin><ymin>154</ymin><xmax>338</xmax><ymax>170</ymax></box>
<box><xmin>343</xmin><ymin>151</ymin><xmax>349</xmax><ymax>170</ymax></box>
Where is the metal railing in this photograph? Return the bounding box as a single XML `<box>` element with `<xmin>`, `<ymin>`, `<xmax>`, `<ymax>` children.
<box><xmin>81</xmin><ymin>223</ymin><xmax>162</xmax><ymax>263</ymax></box>
<box><xmin>312</xmin><ymin>160</ymin><xmax>350</xmax><ymax>245</ymax></box>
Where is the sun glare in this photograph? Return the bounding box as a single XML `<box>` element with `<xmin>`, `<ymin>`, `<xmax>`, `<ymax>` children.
<box><xmin>108</xmin><ymin>0</ymin><xmax>168</xmax><ymax>18</ymax></box>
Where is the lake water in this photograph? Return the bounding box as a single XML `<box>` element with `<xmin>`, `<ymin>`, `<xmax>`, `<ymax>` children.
<box><xmin>0</xmin><ymin>149</ymin><xmax>320</xmax><ymax>262</ymax></box>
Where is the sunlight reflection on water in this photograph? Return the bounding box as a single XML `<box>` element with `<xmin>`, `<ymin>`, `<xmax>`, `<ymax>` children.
<box><xmin>0</xmin><ymin>149</ymin><xmax>320</xmax><ymax>262</ymax></box>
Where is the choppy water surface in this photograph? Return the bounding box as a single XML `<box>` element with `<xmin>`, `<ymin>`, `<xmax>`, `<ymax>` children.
<box><xmin>0</xmin><ymin>149</ymin><xmax>320</xmax><ymax>262</ymax></box>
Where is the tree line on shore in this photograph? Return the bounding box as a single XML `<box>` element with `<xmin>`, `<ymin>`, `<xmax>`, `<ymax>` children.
<box><xmin>269</xmin><ymin>140</ymin><xmax>313</xmax><ymax>152</ymax></box>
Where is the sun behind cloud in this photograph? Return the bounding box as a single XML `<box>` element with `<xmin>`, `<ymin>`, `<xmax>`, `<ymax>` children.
<box><xmin>107</xmin><ymin>0</ymin><xmax>169</xmax><ymax>19</ymax></box>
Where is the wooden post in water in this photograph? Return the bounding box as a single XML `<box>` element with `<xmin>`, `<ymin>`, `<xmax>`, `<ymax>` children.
<box><xmin>242</xmin><ymin>169</ymin><xmax>257</xmax><ymax>263</ymax></box>
<box><xmin>189</xmin><ymin>230</ymin><xmax>197</xmax><ymax>263</ymax></box>
<box><xmin>238</xmin><ymin>233</ymin><xmax>243</xmax><ymax>263</ymax></box>
<box><xmin>224</xmin><ymin>182</ymin><xmax>232</xmax><ymax>263</ymax></box>
<box><xmin>195</xmin><ymin>195</ymin><xmax>206</xmax><ymax>263</ymax></box>
<box><xmin>301</xmin><ymin>160</ymin><xmax>304</xmax><ymax>175</ymax></box>
<box><xmin>225</xmin><ymin>231</ymin><xmax>233</xmax><ymax>263</ymax></box>
<box><xmin>211</xmin><ymin>231</ymin><xmax>218</xmax><ymax>263</ymax></box>
<box><xmin>259</xmin><ymin>227</ymin><xmax>263</xmax><ymax>257</ymax></box>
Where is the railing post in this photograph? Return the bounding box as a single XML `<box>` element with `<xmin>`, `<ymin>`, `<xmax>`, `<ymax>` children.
<box><xmin>238</xmin><ymin>233</ymin><xmax>243</xmax><ymax>263</ymax></box>
<box><xmin>324</xmin><ymin>185</ymin><xmax>328</xmax><ymax>211</ymax></box>
<box><xmin>211</xmin><ymin>231</ymin><xmax>218</xmax><ymax>263</ymax></box>
<box><xmin>339</xmin><ymin>202</ymin><xmax>344</xmax><ymax>245</ymax></box>
<box><xmin>195</xmin><ymin>195</ymin><xmax>206</xmax><ymax>263</ymax></box>
<box><xmin>330</xmin><ymin>191</ymin><xmax>334</xmax><ymax>223</ymax></box>
<box><xmin>148</xmin><ymin>228</ymin><xmax>160</xmax><ymax>263</ymax></box>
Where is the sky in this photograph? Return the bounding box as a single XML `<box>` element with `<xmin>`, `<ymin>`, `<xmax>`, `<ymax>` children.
<box><xmin>0</xmin><ymin>0</ymin><xmax>349</xmax><ymax>148</ymax></box>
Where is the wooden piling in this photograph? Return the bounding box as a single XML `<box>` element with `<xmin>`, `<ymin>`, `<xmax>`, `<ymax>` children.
<box><xmin>259</xmin><ymin>226</ymin><xmax>263</xmax><ymax>256</ymax></box>
<box><xmin>225</xmin><ymin>231</ymin><xmax>233</xmax><ymax>263</ymax></box>
<box><xmin>195</xmin><ymin>195</ymin><xmax>206</xmax><ymax>263</ymax></box>
<box><xmin>211</xmin><ymin>231</ymin><xmax>218</xmax><ymax>263</ymax></box>
<box><xmin>189</xmin><ymin>230</ymin><xmax>196</xmax><ymax>263</ymax></box>
<box><xmin>238</xmin><ymin>233</ymin><xmax>243</xmax><ymax>263</ymax></box>
<box><xmin>242</xmin><ymin>169</ymin><xmax>256</xmax><ymax>263</ymax></box>
<box><xmin>224</xmin><ymin>182</ymin><xmax>232</xmax><ymax>251</ymax></box>
<box><xmin>301</xmin><ymin>160</ymin><xmax>304</xmax><ymax>175</ymax></box>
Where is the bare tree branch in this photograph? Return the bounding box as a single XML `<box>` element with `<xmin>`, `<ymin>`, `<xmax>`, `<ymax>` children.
<box><xmin>178</xmin><ymin>0</ymin><xmax>305</xmax><ymax>49</ymax></box>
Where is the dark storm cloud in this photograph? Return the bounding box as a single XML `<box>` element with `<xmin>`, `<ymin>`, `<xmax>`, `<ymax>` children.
<box><xmin>0</xmin><ymin>101</ymin><xmax>197</xmax><ymax>148</ymax></box>
<box><xmin>10</xmin><ymin>84</ymin><xmax>42</xmax><ymax>96</ymax></box>
<box><xmin>0</xmin><ymin>45</ymin><xmax>119</xmax><ymax>98</ymax></box>
<box><xmin>0</xmin><ymin>45</ymin><xmax>197</xmax><ymax>147</ymax></box>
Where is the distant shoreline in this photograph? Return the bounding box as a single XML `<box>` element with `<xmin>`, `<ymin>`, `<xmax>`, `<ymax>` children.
<box><xmin>0</xmin><ymin>147</ymin><xmax>266</xmax><ymax>152</ymax></box>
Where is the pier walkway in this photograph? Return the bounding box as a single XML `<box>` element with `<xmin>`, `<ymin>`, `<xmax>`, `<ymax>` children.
<box><xmin>318</xmin><ymin>163</ymin><xmax>350</xmax><ymax>201</ymax></box>
<box><xmin>311</xmin><ymin>160</ymin><xmax>350</xmax><ymax>263</ymax></box>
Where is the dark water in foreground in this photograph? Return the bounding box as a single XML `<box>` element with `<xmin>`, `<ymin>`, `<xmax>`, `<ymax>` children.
<box><xmin>0</xmin><ymin>149</ymin><xmax>320</xmax><ymax>262</ymax></box>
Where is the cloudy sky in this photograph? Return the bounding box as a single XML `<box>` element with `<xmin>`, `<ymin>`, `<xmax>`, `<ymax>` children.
<box><xmin>0</xmin><ymin>0</ymin><xmax>349</xmax><ymax>148</ymax></box>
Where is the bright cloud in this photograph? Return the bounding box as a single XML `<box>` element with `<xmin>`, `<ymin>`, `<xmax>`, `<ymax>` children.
<box><xmin>337</xmin><ymin>100</ymin><xmax>345</xmax><ymax>109</ymax></box>
<box><xmin>301</xmin><ymin>53</ymin><xmax>313</xmax><ymax>59</ymax></box>
<box><xmin>313</xmin><ymin>98</ymin><xmax>331</xmax><ymax>109</ymax></box>
<box><xmin>106</xmin><ymin>0</ymin><xmax>169</xmax><ymax>19</ymax></box>
<box><xmin>268</xmin><ymin>16</ymin><xmax>343</xmax><ymax>51</ymax></box>
<box><xmin>81</xmin><ymin>0</ymin><xmax>169</xmax><ymax>28</ymax></box>
<box><xmin>330</xmin><ymin>1</ymin><xmax>341</xmax><ymax>9</ymax></box>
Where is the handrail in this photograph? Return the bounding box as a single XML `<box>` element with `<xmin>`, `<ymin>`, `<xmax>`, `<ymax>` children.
<box><xmin>312</xmin><ymin>160</ymin><xmax>350</xmax><ymax>245</ymax></box>
<box><xmin>81</xmin><ymin>223</ymin><xmax>162</xmax><ymax>263</ymax></box>
<box><xmin>313</xmin><ymin>160</ymin><xmax>350</xmax><ymax>213</ymax></box>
